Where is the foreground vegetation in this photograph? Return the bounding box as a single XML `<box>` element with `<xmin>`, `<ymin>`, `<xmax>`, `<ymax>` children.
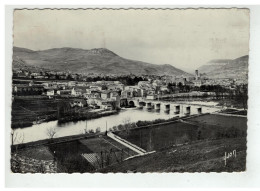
<box><xmin>100</xmin><ymin>137</ymin><xmax>246</xmax><ymax>173</ymax></box>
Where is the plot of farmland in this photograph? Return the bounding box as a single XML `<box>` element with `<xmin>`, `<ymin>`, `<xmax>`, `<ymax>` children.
<box><xmin>45</xmin><ymin>136</ymin><xmax>138</xmax><ymax>172</ymax></box>
<box><xmin>79</xmin><ymin>137</ymin><xmax>137</xmax><ymax>158</ymax></box>
<box><xmin>115</xmin><ymin>122</ymin><xmax>199</xmax><ymax>152</ymax></box>
<box><xmin>184</xmin><ymin>114</ymin><xmax>247</xmax><ymax>140</ymax></box>
<box><xmin>186</xmin><ymin>114</ymin><xmax>247</xmax><ymax>129</ymax></box>
<box><xmin>48</xmin><ymin>140</ymin><xmax>94</xmax><ymax>173</ymax></box>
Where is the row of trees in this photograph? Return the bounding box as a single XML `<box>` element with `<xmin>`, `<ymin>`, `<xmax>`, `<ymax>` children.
<box><xmin>167</xmin><ymin>83</ymin><xmax>234</xmax><ymax>94</ymax></box>
<box><xmin>109</xmin><ymin>117</ymin><xmax>179</xmax><ymax>133</ymax></box>
<box><xmin>85</xmin><ymin>75</ymin><xmax>147</xmax><ymax>86</ymax></box>
<box><xmin>166</xmin><ymin>83</ymin><xmax>248</xmax><ymax>110</ymax></box>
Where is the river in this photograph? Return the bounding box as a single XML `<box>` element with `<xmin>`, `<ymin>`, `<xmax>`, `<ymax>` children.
<box><xmin>13</xmin><ymin>103</ymin><xmax>220</xmax><ymax>144</ymax></box>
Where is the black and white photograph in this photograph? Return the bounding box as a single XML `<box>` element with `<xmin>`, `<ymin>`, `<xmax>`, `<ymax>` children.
<box><xmin>9</xmin><ymin>8</ymin><xmax>249</xmax><ymax>174</ymax></box>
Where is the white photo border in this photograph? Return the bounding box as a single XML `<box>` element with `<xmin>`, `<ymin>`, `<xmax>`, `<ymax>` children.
<box><xmin>4</xmin><ymin>4</ymin><xmax>260</xmax><ymax>188</ymax></box>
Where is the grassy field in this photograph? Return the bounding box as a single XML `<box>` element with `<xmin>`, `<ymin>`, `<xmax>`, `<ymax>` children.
<box><xmin>48</xmin><ymin>140</ymin><xmax>94</xmax><ymax>173</ymax></box>
<box><xmin>15</xmin><ymin>145</ymin><xmax>54</xmax><ymax>160</ymax></box>
<box><xmin>186</xmin><ymin>114</ymin><xmax>247</xmax><ymax>140</ymax></box>
<box><xmin>187</xmin><ymin>114</ymin><xmax>247</xmax><ymax>129</ymax></box>
<box><xmin>115</xmin><ymin>122</ymin><xmax>199</xmax><ymax>152</ymax></box>
<box><xmin>80</xmin><ymin>137</ymin><xmax>137</xmax><ymax>156</ymax></box>
<box><xmin>100</xmin><ymin>137</ymin><xmax>247</xmax><ymax>173</ymax></box>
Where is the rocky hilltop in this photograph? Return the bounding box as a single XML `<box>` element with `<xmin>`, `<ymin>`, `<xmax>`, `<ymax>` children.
<box><xmin>198</xmin><ymin>55</ymin><xmax>248</xmax><ymax>79</ymax></box>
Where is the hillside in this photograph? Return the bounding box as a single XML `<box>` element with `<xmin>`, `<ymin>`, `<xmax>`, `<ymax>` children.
<box><xmin>99</xmin><ymin>138</ymin><xmax>246</xmax><ymax>173</ymax></box>
<box><xmin>198</xmin><ymin>55</ymin><xmax>248</xmax><ymax>79</ymax></box>
<box><xmin>13</xmin><ymin>47</ymin><xmax>189</xmax><ymax>76</ymax></box>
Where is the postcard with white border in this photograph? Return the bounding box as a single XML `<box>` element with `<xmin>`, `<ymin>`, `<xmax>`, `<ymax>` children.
<box><xmin>7</xmin><ymin>7</ymin><xmax>250</xmax><ymax>177</ymax></box>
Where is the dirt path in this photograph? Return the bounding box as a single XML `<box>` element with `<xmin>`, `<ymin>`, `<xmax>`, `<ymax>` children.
<box><xmin>107</xmin><ymin>132</ymin><xmax>146</xmax><ymax>155</ymax></box>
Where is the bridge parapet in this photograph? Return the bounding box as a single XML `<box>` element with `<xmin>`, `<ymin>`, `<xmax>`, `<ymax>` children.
<box><xmin>126</xmin><ymin>98</ymin><xmax>206</xmax><ymax>114</ymax></box>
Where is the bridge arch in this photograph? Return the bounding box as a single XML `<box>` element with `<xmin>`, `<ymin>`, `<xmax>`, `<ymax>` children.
<box><xmin>139</xmin><ymin>101</ymin><xmax>146</xmax><ymax>106</ymax></box>
<box><xmin>128</xmin><ymin>100</ymin><xmax>135</xmax><ymax>107</ymax></box>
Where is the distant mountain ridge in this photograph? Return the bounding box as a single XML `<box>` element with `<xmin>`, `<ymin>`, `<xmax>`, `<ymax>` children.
<box><xmin>198</xmin><ymin>55</ymin><xmax>248</xmax><ymax>79</ymax></box>
<box><xmin>13</xmin><ymin>47</ymin><xmax>190</xmax><ymax>76</ymax></box>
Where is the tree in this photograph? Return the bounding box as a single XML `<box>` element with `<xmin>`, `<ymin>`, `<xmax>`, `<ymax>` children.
<box><xmin>101</xmin><ymin>85</ymin><xmax>108</xmax><ymax>90</ymax></box>
<box><xmin>46</xmin><ymin>127</ymin><xmax>57</xmax><ymax>139</ymax></box>
<box><xmin>235</xmin><ymin>84</ymin><xmax>248</xmax><ymax>110</ymax></box>
<box><xmin>88</xmin><ymin>129</ymin><xmax>94</xmax><ymax>134</ymax></box>
<box><xmin>112</xmin><ymin>126</ymin><xmax>118</xmax><ymax>132</ymax></box>
<box><xmin>57</xmin><ymin>101</ymin><xmax>71</xmax><ymax>118</ymax></box>
<box><xmin>122</xmin><ymin>117</ymin><xmax>131</xmax><ymax>134</ymax></box>
<box><xmin>96</xmin><ymin>127</ymin><xmax>101</xmax><ymax>133</ymax></box>
<box><xmin>122</xmin><ymin>117</ymin><xmax>131</xmax><ymax>125</ymax></box>
<box><xmin>178</xmin><ymin>82</ymin><xmax>183</xmax><ymax>92</ymax></box>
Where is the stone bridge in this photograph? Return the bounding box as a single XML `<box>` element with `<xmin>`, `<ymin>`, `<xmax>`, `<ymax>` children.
<box><xmin>125</xmin><ymin>98</ymin><xmax>202</xmax><ymax>114</ymax></box>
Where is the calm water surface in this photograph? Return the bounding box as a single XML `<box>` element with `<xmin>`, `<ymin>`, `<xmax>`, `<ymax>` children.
<box><xmin>14</xmin><ymin>103</ymin><xmax>220</xmax><ymax>144</ymax></box>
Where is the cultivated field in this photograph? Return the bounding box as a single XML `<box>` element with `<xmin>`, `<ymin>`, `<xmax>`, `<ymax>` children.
<box><xmin>115</xmin><ymin>122</ymin><xmax>199</xmax><ymax>152</ymax></box>
<box><xmin>80</xmin><ymin>137</ymin><xmax>137</xmax><ymax>156</ymax></box>
<box><xmin>48</xmin><ymin>140</ymin><xmax>94</xmax><ymax>173</ymax></box>
<box><xmin>187</xmin><ymin>114</ymin><xmax>247</xmax><ymax>129</ymax></box>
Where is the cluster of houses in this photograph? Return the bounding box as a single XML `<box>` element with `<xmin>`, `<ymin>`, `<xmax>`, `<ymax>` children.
<box><xmin>12</xmin><ymin>80</ymin><xmax>123</xmax><ymax>110</ymax></box>
<box><xmin>12</xmin><ymin>78</ymin><xmax>170</xmax><ymax>110</ymax></box>
<box><xmin>12</xmin><ymin>68</ymin><xmax>248</xmax><ymax>111</ymax></box>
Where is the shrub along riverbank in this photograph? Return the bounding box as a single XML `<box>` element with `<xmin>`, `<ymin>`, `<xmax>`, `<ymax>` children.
<box><xmin>110</xmin><ymin>116</ymin><xmax>181</xmax><ymax>132</ymax></box>
<box><xmin>11</xmin><ymin>113</ymin><xmax>57</xmax><ymax>129</ymax></box>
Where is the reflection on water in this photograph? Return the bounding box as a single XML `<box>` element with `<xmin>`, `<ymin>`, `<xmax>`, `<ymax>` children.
<box><xmin>14</xmin><ymin>104</ymin><xmax>220</xmax><ymax>144</ymax></box>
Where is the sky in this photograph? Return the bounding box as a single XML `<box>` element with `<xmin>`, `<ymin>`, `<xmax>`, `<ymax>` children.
<box><xmin>13</xmin><ymin>9</ymin><xmax>250</xmax><ymax>73</ymax></box>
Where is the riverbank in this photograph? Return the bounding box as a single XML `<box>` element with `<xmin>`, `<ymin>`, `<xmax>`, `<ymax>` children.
<box><xmin>11</xmin><ymin>96</ymin><xmax>120</xmax><ymax>129</ymax></box>
<box><xmin>12</xmin><ymin>113</ymin><xmax>204</xmax><ymax>148</ymax></box>
<box><xmin>57</xmin><ymin>109</ymin><xmax>119</xmax><ymax>123</ymax></box>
